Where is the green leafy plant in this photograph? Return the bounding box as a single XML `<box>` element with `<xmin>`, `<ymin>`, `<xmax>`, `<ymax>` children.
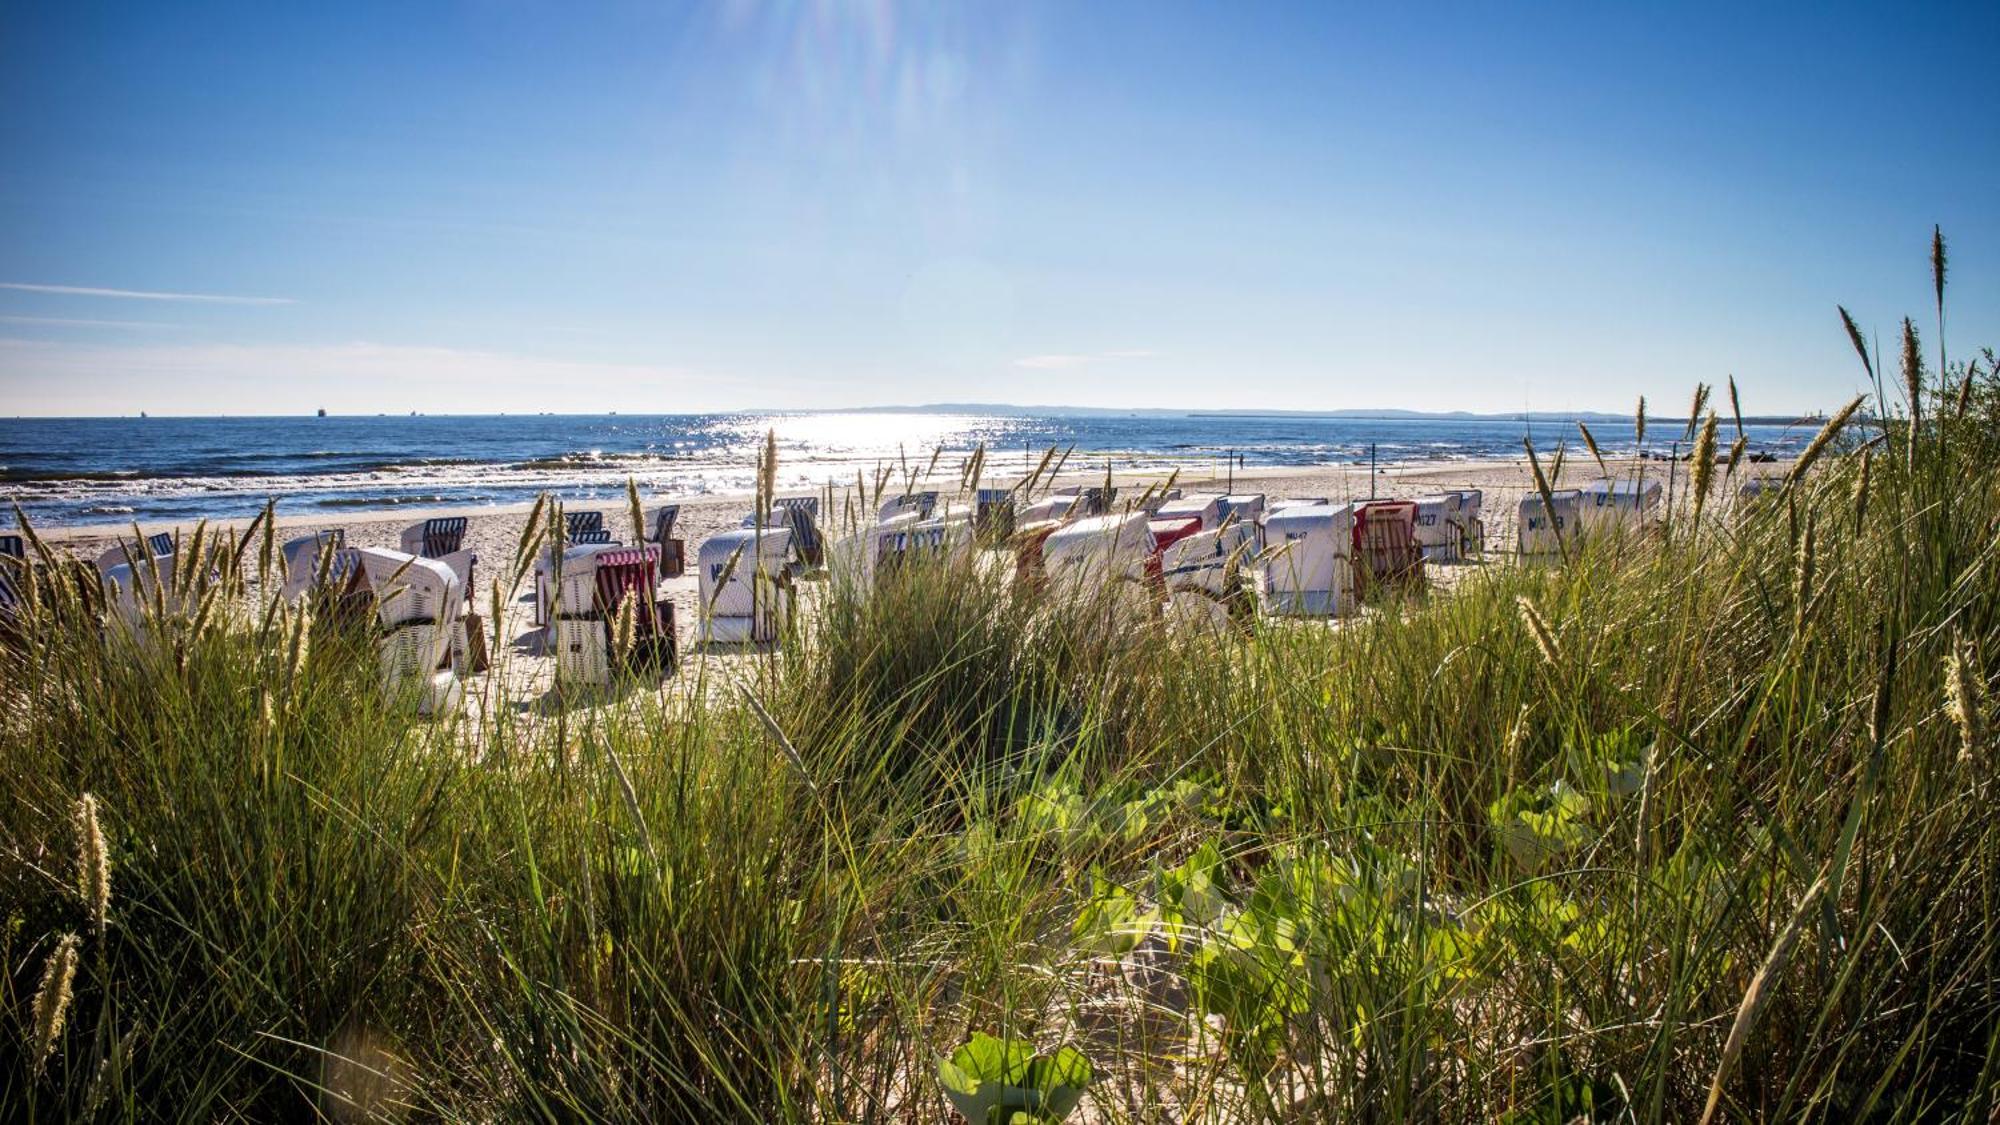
<box><xmin>937</xmin><ymin>1033</ymin><xmax>1094</xmax><ymax>1124</ymax></box>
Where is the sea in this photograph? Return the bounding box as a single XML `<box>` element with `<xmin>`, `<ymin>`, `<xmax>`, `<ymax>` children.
<box><xmin>0</xmin><ymin>411</ymin><xmax>1814</xmax><ymax>527</ymax></box>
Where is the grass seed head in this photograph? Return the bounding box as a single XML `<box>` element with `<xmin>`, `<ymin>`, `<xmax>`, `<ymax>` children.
<box><xmin>30</xmin><ymin>933</ymin><xmax>81</xmax><ymax>1077</ymax></box>
<box><xmin>74</xmin><ymin>793</ymin><xmax>111</xmax><ymax>935</ymax></box>
<box><xmin>1901</xmin><ymin>316</ymin><xmax>1924</xmax><ymax>422</ymax></box>
<box><xmin>1945</xmin><ymin>637</ymin><xmax>1986</xmax><ymax>763</ymax></box>
<box><xmin>1516</xmin><ymin>595</ymin><xmax>1559</xmax><ymax>666</ymax></box>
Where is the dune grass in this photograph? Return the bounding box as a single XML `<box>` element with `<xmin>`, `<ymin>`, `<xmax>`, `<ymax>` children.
<box><xmin>5</xmin><ymin>263</ymin><xmax>2000</xmax><ymax>1121</ymax></box>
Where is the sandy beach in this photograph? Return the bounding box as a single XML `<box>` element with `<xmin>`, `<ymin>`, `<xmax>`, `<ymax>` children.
<box><xmin>34</xmin><ymin>453</ymin><xmax>1769</xmax><ymax>712</ymax></box>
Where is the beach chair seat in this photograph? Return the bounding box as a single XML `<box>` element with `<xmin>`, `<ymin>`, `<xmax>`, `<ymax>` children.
<box><xmin>1155</xmin><ymin>493</ymin><xmax>1225</xmax><ymax>530</ymax></box>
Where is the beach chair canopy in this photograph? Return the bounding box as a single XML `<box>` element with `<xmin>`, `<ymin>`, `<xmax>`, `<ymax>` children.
<box><xmin>1581</xmin><ymin>478</ymin><xmax>1663</xmax><ymax>508</ymax></box>
<box><xmin>1147</xmin><ymin>516</ymin><xmax>1204</xmax><ymax>556</ymax></box>
<box><xmin>279</xmin><ymin>530</ymin><xmax>347</xmax><ymax>601</ymax></box>
<box><xmin>879</xmin><ymin>491</ymin><xmax>939</xmax><ymax>523</ymax></box>
<box><xmin>1217</xmin><ymin>494</ymin><xmax>1266</xmax><ymax>525</ymax></box>
<box><xmin>1042</xmin><ymin>511</ymin><xmax>1152</xmax><ymax>588</ymax></box>
<box><xmin>1018</xmin><ymin>494</ymin><xmax>1077</xmax><ymax>525</ymax></box>
<box><xmin>565</xmin><ymin>511</ymin><xmax>605</xmax><ymax>539</ymax></box>
<box><xmin>570</xmin><ymin>527</ymin><xmax>613</xmax><ymax>544</ymax></box>
<box><xmin>1155</xmin><ymin>493</ymin><xmax>1225</xmax><ymax>530</ymax></box>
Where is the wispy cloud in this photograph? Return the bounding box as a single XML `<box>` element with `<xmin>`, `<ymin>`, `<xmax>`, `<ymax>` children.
<box><xmin>0</xmin><ymin>282</ymin><xmax>295</xmax><ymax>306</ymax></box>
<box><xmin>1014</xmin><ymin>349</ymin><xmax>1159</xmax><ymax>370</ymax></box>
<box><xmin>0</xmin><ymin>315</ymin><xmax>182</xmax><ymax>330</ymax></box>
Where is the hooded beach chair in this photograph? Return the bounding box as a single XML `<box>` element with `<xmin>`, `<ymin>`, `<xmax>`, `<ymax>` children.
<box><xmin>699</xmin><ymin>526</ymin><xmax>794</xmax><ymax>644</ymax></box>
<box><xmin>399</xmin><ymin>516</ymin><xmax>476</xmax><ymax>585</ymax></box>
<box><xmin>1518</xmin><ymin>490</ymin><xmax>1582</xmax><ymax>560</ymax></box>
<box><xmin>1040</xmin><ymin>511</ymin><xmax>1154</xmax><ymax>612</ymax></box>
<box><xmin>1579</xmin><ymin>478</ymin><xmax>1662</xmax><ymax>539</ymax></box>
<box><xmin>1411</xmin><ymin>494</ymin><xmax>1462</xmax><ymax>563</ymax></box>
<box><xmin>1260</xmin><ymin>503</ymin><xmax>1356</xmax><ymax>617</ymax></box>
<box><xmin>1214</xmin><ymin>494</ymin><xmax>1267</xmax><ymax>555</ymax></box>
<box><xmin>1155</xmin><ymin>493</ymin><xmax>1225</xmax><ymax>530</ymax></box>
<box><xmin>398</xmin><ymin>517</ymin><xmax>487</xmax><ymax>671</ymax></box>
<box><xmin>1158</xmin><ymin>527</ymin><xmax>1251</xmax><ymax>631</ymax></box>
<box><xmin>545</xmin><ymin>543</ymin><xmax>675</xmax><ymax>686</ymax></box>
<box><xmin>344</xmin><ymin>547</ymin><xmax>466</xmax><ymax>716</ymax></box>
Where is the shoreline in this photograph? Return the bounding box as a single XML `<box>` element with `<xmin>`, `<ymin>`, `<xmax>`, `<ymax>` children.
<box><xmin>30</xmin><ymin>456</ymin><xmax>1563</xmax><ymax>544</ymax></box>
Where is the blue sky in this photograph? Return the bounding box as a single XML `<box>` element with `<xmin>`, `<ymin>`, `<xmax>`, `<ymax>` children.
<box><xmin>1</xmin><ymin>1</ymin><xmax>1995</xmax><ymax>417</ymax></box>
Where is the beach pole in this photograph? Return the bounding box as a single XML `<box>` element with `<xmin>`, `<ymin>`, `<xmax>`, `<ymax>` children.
<box><xmin>1227</xmin><ymin>448</ymin><xmax>1235</xmax><ymax>492</ymax></box>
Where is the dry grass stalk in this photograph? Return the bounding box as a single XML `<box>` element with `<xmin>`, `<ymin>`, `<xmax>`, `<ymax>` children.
<box><xmin>1634</xmin><ymin>395</ymin><xmax>1647</xmax><ymax>448</ymax></box>
<box><xmin>1577</xmin><ymin>421</ymin><xmax>1608</xmax><ymax>478</ymax></box>
<box><xmin>1786</xmin><ymin>395</ymin><xmax>1865</xmax><ymax>486</ymax></box>
<box><xmin>626</xmin><ymin>477</ymin><xmax>646</xmax><ymax>544</ymax></box>
<box><xmin>1725</xmin><ymin>434</ymin><xmax>1748</xmax><ymax>477</ymax></box>
<box><xmin>30</xmin><ymin>933</ymin><xmax>81</xmax><ymax>1077</ymax></box>
<box><xmin>1850</xmin><ymin>450</ymin><xmax>1872</xmax><ymax>536</ymax></box>
<box><xmin>1839</xmin><ymin>306</ymin><xmax>1875</xmax><ymax>382</ymax></box>
<box><xmin>1685</xmin><ymin>382</ymin><xmax>1711</xmax><ymax>441</ymax></box>
<box><xmin>1728</xmin><ymin>375</ymin><xmax>1744</xmax><ymax>437</ymax></box>
<box><xmin>1699</xmin><ymin>874</ymin><xmax>1828</xmax><ymax>1125</ymax></box>
<box><xmin>1791</xmin><ymin>516</ymin><xmax>1816</xmax><ymax>638</ymax></box>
